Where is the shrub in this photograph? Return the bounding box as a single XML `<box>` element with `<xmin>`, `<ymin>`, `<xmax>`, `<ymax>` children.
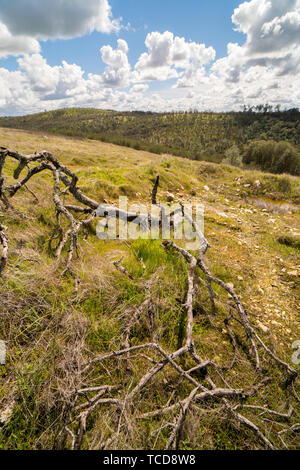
<box><xmin>278</xmin><ymin>177</ymin><xmax>292</xmax><ymax>193</ymax></box>
<box><xmin>243</xmin><ymin>140</ymin><xmax>300</xmax><ymax>175</ymax></box>
<box><xmin>222</xmin><ymin>145</ymin><xmax>243</xmax><ymax>167</ymax></box>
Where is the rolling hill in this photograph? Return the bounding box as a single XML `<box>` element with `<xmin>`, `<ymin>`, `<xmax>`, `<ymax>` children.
<box><xmin>0</xmin><ymin>107</ymin><xmax>300</xmax><ymax>175</ymax></box>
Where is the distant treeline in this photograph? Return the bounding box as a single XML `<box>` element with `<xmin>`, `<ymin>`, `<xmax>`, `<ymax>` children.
<box><xmin>0</xmin><ymin>106</ymin><xmax>299</xmax><ymax>175</ymax></box>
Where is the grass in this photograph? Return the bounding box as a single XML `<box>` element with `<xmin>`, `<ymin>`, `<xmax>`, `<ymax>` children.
<box><xmin>0</xmin><ymin>127</ymin><xmax>299</xmax><ymax>450</ymax></box>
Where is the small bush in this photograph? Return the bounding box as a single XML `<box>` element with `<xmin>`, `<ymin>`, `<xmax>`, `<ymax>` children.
<box><xmin>278</xmin><ymin>177</ymin><xmax>292</xmax><ymax>193</ymax></box>
<box><xmin>278</xmin><ymin>236</ymin><xmax>300</xmax><ymax>250</ymax></box>
<box><xmin>222</xmin><ymin>145</ymin><xmax>243</xmax><ymax>168</ymax></box>
<box><xmin>243</xmin><ymin>140</ymin><xmax>300</xmax><ymax>175</ymax></box>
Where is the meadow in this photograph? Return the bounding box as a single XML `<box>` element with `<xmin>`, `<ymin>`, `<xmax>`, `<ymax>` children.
<box><xmin>0</xmin><ymin>127</ymin><xmax>299</xmax><ymax>450</ymax></box>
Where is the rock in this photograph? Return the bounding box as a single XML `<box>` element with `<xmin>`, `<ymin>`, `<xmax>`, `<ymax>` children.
<box><xmin>257</xmin><ymin>321</ymin><xmax>269</xmax><ymax>334</ymax></box>
<box><xmin>238</xmin><ymin>276</ymin><xmax>244</xmax><ymax>281</ymax></box>
<box><xmin>0</xmin><ymin>341</ymin><xmax>5</xmax><ymax>365</ymax></box>
<box><xmin>0</xmin><ymin>399</ymin><xmax>16</xmax><ymax>426</ymax></box>
<box><xmin>217</xmin><ymin>211</ymin><xmax>229</xmax><ymax>219</ymax></box>
<box><xmin>254</xmin><ymin>180</ymin><xmax>261</xmax><ymax>188</ymax></box>
<box><xmin>204</xmin><ymin>185</ymin><xmax>210</xmax><ymax>192</ymax></box>
<box><xmin>287</xmin><ymin>270</ymin><xmax>298</xmax><ymax>277</ymax></box>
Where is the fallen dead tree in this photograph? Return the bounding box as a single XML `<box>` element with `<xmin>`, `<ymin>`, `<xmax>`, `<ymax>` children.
<box><xmin>0</xmin><ymin>147</ymin><xmax>299</xmax><ymax>450</ymax></box>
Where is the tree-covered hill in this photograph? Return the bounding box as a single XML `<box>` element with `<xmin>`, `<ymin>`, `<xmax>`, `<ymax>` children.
<box><xmin>0</xmin><ymin>107</ymin><xmax>299</xmax><ymax>175</ymax></box>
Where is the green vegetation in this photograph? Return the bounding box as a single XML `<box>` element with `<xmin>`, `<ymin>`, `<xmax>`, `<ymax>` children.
<box><xmin>0</xmin><ymin>128</ymin><xmax>299</xmax><ymax>450</ymax></box>
<box><xmin>0</xmin><ymin>106</ymin><xmax>299</xmax><ymax>175</ymax></box>
<box><xmin>222</xmin><ymin>145</ymin><xmax>243</xmax><ymax>168</ymax></box>
<box><xmin>243</xmin><ymin>140</ymin><xmax>300</xmax><ymax>175</ymax></box>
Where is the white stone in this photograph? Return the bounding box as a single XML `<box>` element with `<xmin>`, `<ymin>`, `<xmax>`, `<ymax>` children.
<box><xmin>257</xmin><ymin>321</ymin><xmax>269</xmax><ymax>334</ymax></box>
<box><xmin>217</xmin><ymin>211</ymin><xmax>229</xmax><ymax>219</ymax></box>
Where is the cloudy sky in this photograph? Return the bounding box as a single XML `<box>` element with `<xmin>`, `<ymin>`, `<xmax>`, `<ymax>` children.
<box><xmin>0</xmin><ymin>0</ymin><xmax>299</xmax><ymax>116</ymax></box>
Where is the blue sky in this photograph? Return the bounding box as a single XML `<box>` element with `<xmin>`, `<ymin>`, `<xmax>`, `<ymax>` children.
<box><xmin>0</xmin><ymin>0</ymin><xmax>299</xmax><ymax>115</ymax></box>
<box><xmin>109</xmin><ymin>0</ymin><xmax>244</xmax><ymax>63</ymax></box>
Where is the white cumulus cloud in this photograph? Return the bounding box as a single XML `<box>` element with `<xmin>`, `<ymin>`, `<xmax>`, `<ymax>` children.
<box><xmin>0</xmin><ymin>0</ymin><xmax>120</xmax><ymax>57</ymax></box>
<box><xmin>231</xmin><ymin>0</ymin><xmax>300</xmax><ymax>70</ymax></box>
<box><xmin>134</xmin><ymin>31</ymin><xmax>215</xmax><ymax>82</ymax></box>
<box><xmin>130</xmin><ymin>84</ymin><xmax>149</xmax><ymax>94</ymax></box>
<box><xmin>0</xmin><ymin>21</ymin><xmax>40</xmax><ymax>58</ymax></box>
<box><xmin>208</xmin><ymin>0</ymin><xmax>300</xmax><ymax>103</ymax></box>
<box><xmin>100</xmin><ymin>39</ymin><xmax>131</xmax><ymax>88</ymax></box>
<box><xmin>0</xmin><ymin>0</ymin><xmax>120</xmax><ymax>39</ymax></box>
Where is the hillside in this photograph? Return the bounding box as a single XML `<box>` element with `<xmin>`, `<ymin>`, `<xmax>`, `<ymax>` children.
<box><xmin>0</xmin><ymin>127</ymin><xmax>299</xmax><ymax>450</ymax></box>
<box><xmin>0</xmin><ymin>108</ymin><xmax>300</xmax><ymax>175</ymax></box>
